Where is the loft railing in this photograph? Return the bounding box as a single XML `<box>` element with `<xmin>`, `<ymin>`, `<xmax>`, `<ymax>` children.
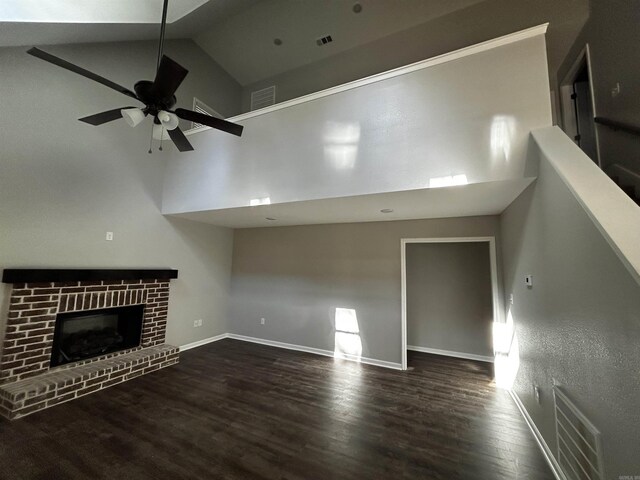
<box><xmin>594</xmin><ymin>117</ymin><xmax>640</xmax><ymax>137</ymax></box>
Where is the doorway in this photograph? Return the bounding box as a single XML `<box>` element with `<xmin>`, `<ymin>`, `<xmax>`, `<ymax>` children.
<box><xmin>560</xmin><ymin>45</ymin><xmax>601</xmax><ymax>166</ymax></box>
<box><xmin>400</xmin><ymin>237</ymin><xmax>500</xmax><ymax>371</ymax></box>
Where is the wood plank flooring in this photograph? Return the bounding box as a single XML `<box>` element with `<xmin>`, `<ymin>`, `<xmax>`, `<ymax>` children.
<box><xmin>0</xmin><ymin>339</ymin><xmax>554</xmax><ymax>479</ymax></box>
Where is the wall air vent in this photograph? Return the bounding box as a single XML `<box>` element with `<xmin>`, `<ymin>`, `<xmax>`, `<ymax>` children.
<box><xmin>553</xmin><ymin>386</ymin><xmax>605</xmax><ymax>480</ymax></box>
<box><xmin>250</xmin><ymin>85</ymin><xmax>276</xmax><ymax>111</ymax></box>
<box><xmin>185</xmin><ymin>98</ymin><xmax>222</xmax><ymax>133</ymax></box>
<box><xmin>316</xmin><ymin>34</ymin><xmax>333</xmax><ymax>46</ymax></box>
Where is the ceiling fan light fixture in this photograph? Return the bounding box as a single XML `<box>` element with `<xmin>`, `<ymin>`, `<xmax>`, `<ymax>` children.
<box><xmin>25</xmin><ymin>0</ymin><xmax>243</xmax><ymax>153</ymax></box>
<box><xmin>152</xmin><ymin>123</ymin><xmax>170</xmax><ymax>141</ymax></box>
<box><xmin>158</xmin><ymin>110</ymin><xmax>180</xmax><ymax>130</ymax></box>
<box><xmin>121</xmin><ymin>107</ymin><xmax>145</xmax><ymax>127</ymax></box>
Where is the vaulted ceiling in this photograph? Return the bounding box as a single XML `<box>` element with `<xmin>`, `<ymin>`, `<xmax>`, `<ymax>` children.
<box><xmin>194</xmin><ymin>0</ymin><xmax>487</xmax><ymax>85</ymax></box>
<box><xmin>2</xmin><ymin>0</ymin><xmax>590</xmax><ymax>90</ymax></box>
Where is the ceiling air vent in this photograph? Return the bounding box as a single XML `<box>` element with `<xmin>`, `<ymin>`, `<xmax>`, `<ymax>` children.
<box><xmin>185</xmin><ymin>97</ymin><xmax>223</xmax><ymax>132</ymax></box>
<box><xmin>316</xmin><ymin>34</ymin><xmax>333</xmax><ymax>46</ymax></box>
<box><xmin>554</xmin><ymin>386</ymin><xmax>605</xmax><ymax>480</ymax></box>
<box><xmin>250</xmin><ymin>86</ymin><xmax>276</xmax><ymax>111</ymax></box>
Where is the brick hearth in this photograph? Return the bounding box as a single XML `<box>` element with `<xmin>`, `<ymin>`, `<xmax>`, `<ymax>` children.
<box><xmin>0</xmin><ymin>345</ymin><xmax>178</xmax><ymax>419</ymax></box>
<box><xmin>0</xmin><ymin>271</ymin><xmax>179</xmax><ymax>419</ymax></box>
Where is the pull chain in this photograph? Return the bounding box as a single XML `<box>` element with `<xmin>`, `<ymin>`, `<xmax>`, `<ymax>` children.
<box><xmin>148</xmin><ymin>122</ymin><xmax>154</xmax><ymax>154</ymax></box>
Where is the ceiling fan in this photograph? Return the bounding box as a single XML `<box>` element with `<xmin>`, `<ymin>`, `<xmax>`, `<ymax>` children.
<box><xmin>26</xmin><ymin>0</ymin><xmax>243</xmax><ymax>153</ymax></box>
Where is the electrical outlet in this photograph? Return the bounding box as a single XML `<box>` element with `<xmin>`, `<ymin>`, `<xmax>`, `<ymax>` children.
<box><xmin>525</xmin><ymin>275</ymin><xmax>533</xmax><ymax>287</ymax></box>
<box><xmin>105</xmin><ymin>232</ymin><xmax>114</xmax><ymax>241</ymax></box>
<box><xmin>193</xmin><ymin>319</ymin><xmax>203</xmax><ymax>328</ymax></box>
<box><xmin>509</xmin><ymin>293</ymin><xmax>514</xmax><ymax>305</ymax></box>
<box><xmin>260</xmin><ymin>317</ymin><xmax>265</xmax><ymax>325</ymax></box>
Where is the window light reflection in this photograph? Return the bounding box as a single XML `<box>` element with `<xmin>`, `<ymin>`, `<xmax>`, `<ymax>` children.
<box><xmin>493</xmin><ymin>308</ymin><xmax>520</xmax><ymax>389</ymax></box>
<box><xmin>249</xmin><ymin>197</ymin><xmax>271</xmax><ymax>206</ymax></box>
<box><xmin>334</xmin><ymin>307</ymin><xmax>362</xmax><ymax>360</ymax></box>
<box><xmin>490</xmin><ymin>115</ymin><xmax>516</xmax><ymax>163</ymax></box>
<box><xmin>428</xmin><ymin>174</ymin><xmax>468</xmax><ymax>188</ymax></box>
<box><xmin>323</xmin><ymin>122</ymin><xmax>360</xmax><ymax>170</ymax></box>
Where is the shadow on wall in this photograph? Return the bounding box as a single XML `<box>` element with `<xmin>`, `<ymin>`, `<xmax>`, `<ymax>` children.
<box><xmin>334</xmin><ymin>307</ymin><xmax>362</xmax><ymax>361</ymax></box>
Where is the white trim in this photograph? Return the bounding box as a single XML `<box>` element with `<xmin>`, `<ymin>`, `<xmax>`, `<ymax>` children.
<box><xmin>227</xmin><ymin>333</ymin><xmax>402</xmax><ymax>370</ymax></box>
<box><xmin>186</xmin><ymin>23</ymin><xmax>548</xmax><ymax>136</ymax></box>
<box><xmin>400</xmin><ymin>236</ymin><xmax>501</xmax><ymax>371</ymax></box>
<box><xmin>509</xmin><ymin>390</ymin><xmax>567</xmax><ymax>480</ymax></box>
<box><xmin>407</xmin><ymin>345</ymin><xmax>494</xmax><ymax>363</ymax></box>
<box><xmin>179</xmin><ymin>333</ymin><xmax>229</xmax><ymax>352</ymax></box>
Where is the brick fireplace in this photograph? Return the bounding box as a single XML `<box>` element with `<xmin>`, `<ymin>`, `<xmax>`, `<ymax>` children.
<box><xmin>0</xmin><ymin>269</ymin><xmax>180</xmax><ymax>419</ymax></box>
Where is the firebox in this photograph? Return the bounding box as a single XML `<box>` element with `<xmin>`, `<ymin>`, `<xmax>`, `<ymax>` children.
<box><xmin>50</xmin><ymin>305</ymin><xmax>144</xmax><ymax>367</ymax></box>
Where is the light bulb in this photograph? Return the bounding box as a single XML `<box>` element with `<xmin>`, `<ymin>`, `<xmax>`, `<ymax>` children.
<box><xmin>158</xmin><ymin>110</ymin><xmax>179</xmax><ymax>130</ymax></box>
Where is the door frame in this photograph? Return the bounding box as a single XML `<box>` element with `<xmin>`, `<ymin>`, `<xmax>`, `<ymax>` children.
<box><xmin>559</xmin><ymin>44</ymin><xmax>602</xmax><ymax>167</ymax></box>
<box><xmin>400</xmin><ymin>236</ymin><xmax>500</xmax><ymax>370</ymax></box>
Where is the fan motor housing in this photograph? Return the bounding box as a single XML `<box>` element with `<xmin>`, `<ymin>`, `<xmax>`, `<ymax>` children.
<box><xmin>134</xmin><ymin>80</ymin><xmax>177</xmax><ymax>112</ymax></box>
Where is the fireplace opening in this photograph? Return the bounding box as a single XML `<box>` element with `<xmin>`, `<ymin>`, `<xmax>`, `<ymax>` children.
<box><xmin>50</xmin><ymin>305</ymin><xmax>144</xmax><ymax>367</ymax></box>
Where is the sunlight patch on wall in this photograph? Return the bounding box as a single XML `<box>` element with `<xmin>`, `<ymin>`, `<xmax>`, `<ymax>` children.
<box><xmin>334</xmin><ymin>308</ymin><xmax>362</xmax><ymax>360</ymax></box>
<box><xmin>323</xmin><ymin>122</ymin><xmax>360</xmax><ymax>170</ymax></box>
<box><xmin>249</xmin><ymin>197</ymin><xmax>271</xmax><ymax>206</ymax></box>
<box><xmin>493</xmin><ymin>308</ymin><xmax>520</xmax><ymax>389</ymax></box>
<box><xmin>490</xmin><ymin>115</ymin><xmax>516</xmax><ymax>164</ymax></box>
<box><xmin>428</xmin><ymin>174</ymin><xmax>468</xmax><ymax>188</ymax></box>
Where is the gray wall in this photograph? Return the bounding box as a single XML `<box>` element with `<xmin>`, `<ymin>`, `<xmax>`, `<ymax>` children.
<box><xmin>240</xmin><ymin>0</ymin><xmax>588</xmax><ymax>111</ymax></box>
<box><xmin>500</xmin><ymin>149</ymin><xmax>640</xmax><ymax>476</ymax></box>
<box><xmin>557</xmin><ymin>0</ymin><xmax>640</xmax><ymax>175</ymax></box>
<box><xmin>406</xmin><ymin>242</ymin><xmax>493</xmax><ymax>358</ymax></box>
<box><xmin>230</xmin><ymin>216</ymin><xmax>500</xmax><ymax>365</ymax></box>
<box><xmin>0</xmin><ymin>39</ymin><xmax>241</xmax><ymax>348</ymax></box>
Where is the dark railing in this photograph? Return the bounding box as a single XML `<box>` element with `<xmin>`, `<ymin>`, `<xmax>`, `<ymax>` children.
<box><xmin>594</xmin><ymin>117</ymin><xmax>640</xmax><ymax>137</ymax></box>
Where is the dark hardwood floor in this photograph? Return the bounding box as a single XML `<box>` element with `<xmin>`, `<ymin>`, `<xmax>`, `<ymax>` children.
<box><xmin>0</xmin><ymin>339</ymin><xmax>554</xmax><ymax>479</ymax></box>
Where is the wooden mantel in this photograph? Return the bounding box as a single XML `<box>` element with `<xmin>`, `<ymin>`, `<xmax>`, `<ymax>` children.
<box><xmin>1</xmin><ymin>269</ymin><xmax>179</xmax><ymax>284</ymax></box>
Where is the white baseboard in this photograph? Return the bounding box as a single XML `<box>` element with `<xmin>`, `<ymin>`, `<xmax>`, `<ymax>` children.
<box><xmin>179</xmin><ymin>333</ymin><xmax>229</xmax><ymax>352</ymax></box>
<box><xmin>407</xmin><ymin>345</ymin><xmax>494</xmax><ymax>363</ymax></box>
<box><xmin>509</xmin><ymin>390</ymin><xmax>566</xmax><ymax>480</ymax></box>
<box><xmin>228</xmin><ymin>333</ymin><xmax>402</xmax><ymax>370</ymax></box>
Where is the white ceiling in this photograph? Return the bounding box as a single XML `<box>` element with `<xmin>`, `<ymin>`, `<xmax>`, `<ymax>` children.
<box><xmin>0</xmin><ymin>0</ymin><xmax>208</xmax><ymax>24</ymax></box>
<box><xmin>0</xmin><ymin>0</ymin><xmax>261</xmax><ymax>47</ymax></box>
<box><xmin>171</xmin><ymin>179</ymin><xmax>534</xmax><ymax>228</ymax></box>
<box><xmin>195</xmin><ymin>0</ymin><xmax>486</xmax><ymax>85</ymax></box>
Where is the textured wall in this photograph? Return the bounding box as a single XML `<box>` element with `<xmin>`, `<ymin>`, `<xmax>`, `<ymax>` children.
<box><xmin>230</xmin><ymin>217</ymin><xmax>501</xmax><ymax>365</ymax></box>
<box><xmin>500</xmin><ymin>146</ymin><xmax>640</xmax><ymax>477</ymax></box>
<box><xmin>406</xmin><ymin>242</ymin><xmax>493</xmax><ymax>357</ymax></box>
<box><xmin>0</xmin><ymin>39</ymin><xmax>239</xmax><ymax>349</ymax></box>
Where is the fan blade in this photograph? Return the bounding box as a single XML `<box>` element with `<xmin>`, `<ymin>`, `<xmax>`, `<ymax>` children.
<box><xmin>174</xmin><ymin>108</ymin><xmax>243</xmax><ymax>137</ymax></box>
<box><xmin>150</xmin><ymin>56</ymin><xmax>188</xmax><ymax>100</ymax></box>
<box><xmin>79</xmin><ymin>107</ymin><xmax>133</xmax><ymax>126</ymax></box>
<box><xmin>168</xmin><ymin>127</ymin><xmax>194</xmax><ymax>152</ymax></box>
<box><xmin>27</xmin><ymin>47</ymin><xmax>138</xmax><ymax>100</ymax></box>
